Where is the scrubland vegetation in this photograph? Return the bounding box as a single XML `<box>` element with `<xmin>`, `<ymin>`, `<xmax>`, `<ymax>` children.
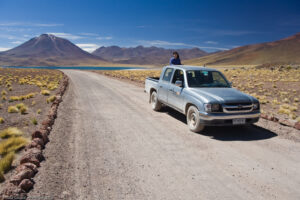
<box><xmin>99</xmin><ymin>67</ymin><xmax>300</xmax><ymax>122</ymax></box>
<box><xmin>0</xmin><ymin>68</ymin><xmax>63</xmax><ymax>182</ymax></box>
<box><xmin>0</xmin><ymin>128</ymin><xmax>28</xmax><ymax>182</ymax></box>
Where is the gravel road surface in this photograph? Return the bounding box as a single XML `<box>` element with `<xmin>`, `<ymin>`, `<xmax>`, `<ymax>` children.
<box><xmin>28</xmin><ymin>70</ymin><xmax>300</xmax><ymax>200</ymax></box>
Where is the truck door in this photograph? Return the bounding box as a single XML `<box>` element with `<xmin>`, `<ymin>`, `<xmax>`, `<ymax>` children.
<box><xmin>168</xmin><ymin>69</ymin><xmax>185</xmax><ymax>112</ymax></box>
<box><xmin>158</xmin><ymin>68</ymin><xmax>174</xmax><ymax>103</ymax></box>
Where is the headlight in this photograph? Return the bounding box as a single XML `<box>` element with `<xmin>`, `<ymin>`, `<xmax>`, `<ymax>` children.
<box><xmin>204</xmin><ymin>103</ymin><xmax>220</xmax><ymax>112</ymax></box>
<box><xmin>253</xmin><ymin>103</ymin><xmax>259</xmax><ymax>110</ymax></box>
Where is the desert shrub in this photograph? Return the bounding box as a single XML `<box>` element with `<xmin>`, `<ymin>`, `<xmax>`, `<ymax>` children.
<box><xmin>2</xmin><ymin>95</ymin><xmax>7</xmax><ymax>101</ymax></box>
<box><xmin>31</xmin><ymin>118</ymin><xmax>38</xmax><ymax>125</ymax></box>
<box><xmin>16</xmin><ymin>103</ymin><xmax>25</xmax><ymax>110</ymax></box>
<box><xmin>19</xmin><ymin>106</ymin><xmax>27</xmax><ymax>114</ymax></box>
<box><xmin>31</xmin><ymin>100</ymin><xmax>36</xmax><ymax>106</ymax></box>
<box><xmin>1</xmin><ymin>90</ymin><xmax>7</xmax><ymax>96</ymax></box>
<box><xmin>9</xmin><ymin>96</ymin><xmax>20</xmax><ymax>102</ymax></box>
<box><xmin>0</xmin><ymin>136</ymin><xmax>29</xmax><ymax>156</ymax></box>
<box><xmin>0</xmin><ymin>104</ymin><xmax>2</xmax><ymax>109</ymax></box>
<box><xmin>0</xmin><ymin>171</ymin><xmax>3</xmax><ymax>182</ymax></box>
<box><xmin>15</xmin><ymin>103</ymin><xmax>28</xmax><ymax>114</ymax></box>
<box><xmin>26</xmin><ymin>93</ymin><xmax>35</xmax><ymax>99</ymax></box>
<box><xmin>7</xmin><ymin>106</ymin><xmax>18</xmax><ymax>113</ymax></box>
<box><xmin>37</xmin><ymin>109</ymin><xmax>41</xmax><ymax>114</ymax></box>
<box><xmin>0</xmin><ymin>127</ymin><xmax>23</xmax><ymax>139</ymax></box>
<box><xmin>0</xmin><ymin>152</ymin><xmax>15</xmax><ymax>182</ymax></box>
<box><xmin>47</xmin><ymin>95</ymin><xmax>56</xmax><ymax>103</ymax></box>
<box><xmin>41</xmin><ymin>89</ymin><xmax>50</xmax><ymax>96</ymax></box>
<box><xmin>47</xmin><ymin>82</ymin><xmax>59</xmax><ymax>90</ymax></box>
<box><xmin>0</xmin><ymin>152</ymin><xmax>15</xmax><ymax>173</ymax></box>
<box><xmin>0</xmin><ymin>117</ymin><xmax>4</xmax><ymax>124</ymax></box>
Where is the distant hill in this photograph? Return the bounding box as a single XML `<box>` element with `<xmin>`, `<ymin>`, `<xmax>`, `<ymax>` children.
<box><xmin>185</xmin><ymin>32</ymin><xmax>300</xmax><ymax>66</ymax></box>
<box><xmin>0</xmin><ymin>34</ymin><xmax>107</xmax><ymax>66</ymax></box>
<box><xmin>92</xmin><ymin>46</ymin><xmax>208</xmax><ymax>65</ymax></box>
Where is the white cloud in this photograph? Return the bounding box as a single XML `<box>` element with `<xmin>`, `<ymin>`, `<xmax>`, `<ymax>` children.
<box><xmin>138</xmin><ymin>40</ymin><xmax>229</xmax><ymax>51</ymax></box>
<box><xmin>33</xmin><ymin>23</ymin><xmax>63</xmax><ymax>27</ymax></box>
<box><xmin>204</xmin><ymin>41</ymin><xmax>218</xmax><ymax>45</ymax></box>
<box><xmin>48</xmin><ymin>33</ymin><xmax>83</xmax><ymax>40</ymax></box>
<box><xmin>76</xmin><ymin>43</ymin><xmax>100</xmax><ymax>52</ymax></box>
<box><xmin>96</xmin><ymin>36</ymin><xmax>112</xmax><ymax>40</ymax></box>
<box><xmin>213</xmin><ymin>30</ymin><xmax>258</xmax><ymax>36</ymax></box>
<box><xmin>80</xmin><ymin>33</ymin><xmax>99</xmax><ymax>36</ymax></box>
<box><xmin>0</xmin><ymin>47</ymin><xmax>11</xmax><ymax>51</ymax></box>
<box><xmin>0</xmin><ymin>22</ymin><xmax>63</xmax><ymax>27</ymax></box>
<box><xmin>139</xmin><ymin>40</ymin><xmax>186</xmax><ymax>46</ymax></box>
<box><xmin>11</xmin><ymin>41</ymin><xmax>23</xmax><ymax>44</ymax></box>
<box><xmin>0</xmin><ymin>34</ymin><xmax>26</xmax><ymax>40</ymax></box>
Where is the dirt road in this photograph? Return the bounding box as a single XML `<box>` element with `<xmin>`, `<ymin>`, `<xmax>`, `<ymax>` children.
<box><xmin>28</xmin><ymin>70</ymin><xmax>300</xmax><ymax>200</ymax></box>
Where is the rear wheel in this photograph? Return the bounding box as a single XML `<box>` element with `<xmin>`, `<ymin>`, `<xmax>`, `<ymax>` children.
<box><xmin>187</xmin><ymin>106</ymin><xmax>205</xmax><ymax>132</ymax></box>
<box><xmin>150</xmin><ymin>91</ymin><xmax>162</xmax><ymax>111</ymax></box>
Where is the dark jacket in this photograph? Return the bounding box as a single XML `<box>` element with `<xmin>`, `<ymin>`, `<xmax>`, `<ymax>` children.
<box><xmin>169</xmin><ymin>57</ymin><xmax>182</xmax><ymax>65</ymax></box>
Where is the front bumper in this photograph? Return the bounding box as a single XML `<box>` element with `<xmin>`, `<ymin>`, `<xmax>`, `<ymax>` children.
<box><xmin>198</xmin><ymin>111</ymin><xmax>260</xmax><ymax>126</ymax></box>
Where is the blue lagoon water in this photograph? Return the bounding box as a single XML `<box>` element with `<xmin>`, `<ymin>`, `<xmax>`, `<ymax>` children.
<box><xmin>3</xmin><ymin>66</ymin><xmax>143</xmax><ymax>70</ymax></box>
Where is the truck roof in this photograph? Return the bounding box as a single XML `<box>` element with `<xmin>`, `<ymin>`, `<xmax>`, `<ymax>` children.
<box><xmin>164</xmin><ymin>65</ymin><xmax>218</xmax><ymax>71</ymax></box>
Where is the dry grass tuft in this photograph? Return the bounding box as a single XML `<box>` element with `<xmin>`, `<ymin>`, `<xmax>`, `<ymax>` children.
<box><xmin>19</xmin><ymin>106</ymin><xmax>28</xmax><ymax>115</ymax></box>
<box><xmin>31</xmin><ymin>118</ymin><xmax>38</xmax><ymax>125</ymax></box>
<box><xmin>0</xmin><ymin>127</ymin><xmax>23</xmax><ymax>139</ymax></box>
<box><xmin>0</xmin><ymin>117</ymin><xmax>4</xmax><ymax>124</ymax></box>
<box><xmin>41</xmin><ymin>89</ymin><xmax>50</xmax><ymax>96</ymax></box>
<box><xmin>7</xmin><ymin>106</ymin><xmax>18</xmax><ymax>113</ymax></box>
<box><xmin>0</xmin><ymin>136</ymin><xmax>29</xmax><ymax>156</ymax></box>
<box><xmin>46</xmin><ymin>95</ymin><xmax>56</xmax><ymax>103</ymax></box>
<box><xmin>0</xmin><ymin>152</ymin><xmax>15</xmax><ymax>182</ymax></box>
<box><xmin>1</xmin><ymin>90</ymin><xmax>7</xmax><ymax>96</ymax></box>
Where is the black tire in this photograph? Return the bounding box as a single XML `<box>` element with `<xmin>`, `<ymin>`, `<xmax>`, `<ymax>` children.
<box><xmin>150</xmin><ymin>91</ymin><xmax>162</xmax><ymax>111</ymax></box>
<box><xmin>187</xmin><ymin>106</ymin><xmax>205</xmax><ymax>132</ymax></box>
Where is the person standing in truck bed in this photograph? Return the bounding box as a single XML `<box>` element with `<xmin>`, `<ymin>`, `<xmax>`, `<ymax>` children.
<box><xmin>169</xmin><ymin>51</ymin><xmax>182</xmax><ymax>65</ymax></box>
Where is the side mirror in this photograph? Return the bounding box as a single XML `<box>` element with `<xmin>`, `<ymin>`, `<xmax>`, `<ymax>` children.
<box><xmin>229</xmin><ymin>82</ymin><xmax>233</xmax><ymax>87</ymax></box>
<box><xmin>175</xmin><ymin>80</ymin><xmax>183</xmax><ymax>87</ymax></box>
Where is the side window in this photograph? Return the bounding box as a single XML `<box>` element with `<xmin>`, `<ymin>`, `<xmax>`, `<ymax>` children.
<box><xmin>162</xmin><ymin>68</ymin><xmax>174</xmax><ymax>82</ymax></box>
<box><xmin>212</xmin><ymin>72</ymin><xmax>227</xmax><ymax>85</ymax></box>
<box><xmin>171</xmin><ymin>69</ymin><xmax>184</xmax><ymax>84</ymax></box>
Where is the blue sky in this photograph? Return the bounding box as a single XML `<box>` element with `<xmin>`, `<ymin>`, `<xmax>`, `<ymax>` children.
<box><xmin>0</xmin><ymin>0</ymin><xmax>299</xmax><ymax>52</ymax></box>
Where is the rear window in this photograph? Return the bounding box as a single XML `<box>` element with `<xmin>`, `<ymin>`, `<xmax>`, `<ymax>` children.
<box><xmin>162</xmin><ymin>68</ymin><xmax>174</xmax><ymax>82</ymax></box>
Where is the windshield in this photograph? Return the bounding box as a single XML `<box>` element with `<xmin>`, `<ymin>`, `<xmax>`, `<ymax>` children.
<box><xmin>186</xmin><ymin>70</ymin><xmax>230</xmax><ymax>88</ymax></box>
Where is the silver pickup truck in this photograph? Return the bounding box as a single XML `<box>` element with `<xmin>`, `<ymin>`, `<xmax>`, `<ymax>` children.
<box><xmin>145</xmin><ymin>65</ymin><xmax>260</xmax><ymax>132</ymax></box>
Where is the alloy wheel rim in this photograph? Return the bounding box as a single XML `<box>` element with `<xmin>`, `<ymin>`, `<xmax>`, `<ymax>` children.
<box><xmin>151</xmin><ymin>93</ymin><xmax>156</xmax><ymax>107</ymax></box>
<box><xmin>189</xmin><ymin>111</ymin><xmax>197</xmax><ymax>127</ymax></box>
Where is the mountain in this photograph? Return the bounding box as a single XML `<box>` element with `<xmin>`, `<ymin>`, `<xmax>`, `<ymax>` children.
<box><xmin>185</xmin><ymin>33</ymin><xmax>300</xmax><ymax>66</ymax></box>
<box><xmin>92</xmin><ymin>46</ymin><xmax>208</xmax><ymax>65</ymax></box>
<box><xmin>0</xmin><ymin>34</ymin><xmax>107</xmax><ymax>66</ymax></box>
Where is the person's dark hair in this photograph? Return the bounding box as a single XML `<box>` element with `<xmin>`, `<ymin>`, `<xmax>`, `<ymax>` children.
<box><xmin>173</xmin><ymin>51</ymin><xmax>180</xmax><ymax>58</ymax></box>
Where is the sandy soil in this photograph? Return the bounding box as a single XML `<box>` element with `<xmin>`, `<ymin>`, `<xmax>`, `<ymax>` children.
<box><xmin>27</xmin><ymin>70</ymin><xmax>300</xmax><ymax>200</ymax></box>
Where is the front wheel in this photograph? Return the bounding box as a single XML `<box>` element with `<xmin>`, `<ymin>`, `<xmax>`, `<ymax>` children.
<box><xmin>150</xmin><ymin>91</ymin><xmax>162</xmax><ymax>111</ymax></box>
<box><xmin>187</xmin><ymin>106</ymin><xmax>205</xmax><ymax>132</ymax></box>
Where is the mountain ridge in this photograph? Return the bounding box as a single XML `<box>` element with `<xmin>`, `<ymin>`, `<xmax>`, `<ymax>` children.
<box><xmin>185</xmin><ymin>32</ymin><xmax>300</xmax><ymax>66</ymax></box>
<box><xmin>92</xmin><ymin>45</ymin><xmax>209</xmax><ymax>65</ymax></box>
<box><xmin>0</xmin><ymin>34</ymin><xmax>107</xmax><ymax>66</ymax></box>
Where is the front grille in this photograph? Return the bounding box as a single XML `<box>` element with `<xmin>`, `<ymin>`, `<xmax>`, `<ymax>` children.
<box><xmin>224</xmin><ymin>102</ymin><xmax>252</xmax><ymax>106</ymax></box>
<box><xmin>223</xmin><ymin>102</ymin><xmax>253</xmax><ymax>113</ymax></box>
